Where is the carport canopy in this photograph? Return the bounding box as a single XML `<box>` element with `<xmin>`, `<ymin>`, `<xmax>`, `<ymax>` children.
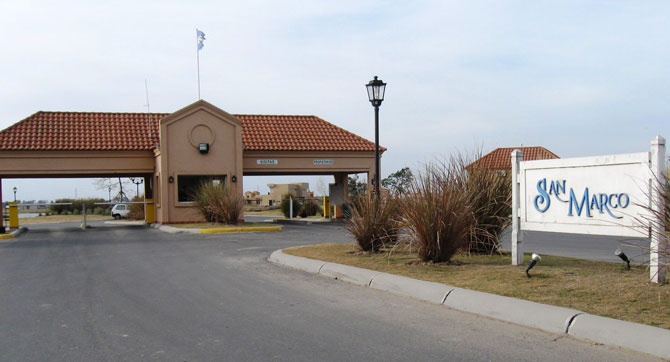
<box><xmin>0</xmin><ymin>100</ymin><xmax>385</xmax><ymax>224</ymax></box>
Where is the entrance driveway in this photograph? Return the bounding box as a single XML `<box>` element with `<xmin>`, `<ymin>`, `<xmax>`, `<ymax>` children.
<box><xmin>0</xmin><ymin>224</ymin><xmax>656</xmax><ymax>361</ymax></box>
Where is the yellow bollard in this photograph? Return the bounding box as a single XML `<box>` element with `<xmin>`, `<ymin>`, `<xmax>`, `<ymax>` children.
<box><xmin>322</xmin><ymin>196</ymin><xmax>330</xmax><ymax>218</ymax></box>
<box><xmin>9</xmin><ymin>201</ymin><xmax>18</xmax><ymax>229</ymax></box>
<box><xmin>144</xmin><ymin>198</ymin><xmax>155</xmax><ymax>224</ymax></box>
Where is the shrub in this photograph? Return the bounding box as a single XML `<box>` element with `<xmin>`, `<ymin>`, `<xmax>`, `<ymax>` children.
<box><xmin>400</xmin><ymin>159</ymin><xmax>473</xmax><ymax>263</ymax></box>
<box><xmin>127</xmin><ymin>196</ymin><xmax>145</xmax><ymax>220</ymax></box>
<box><xmin>346</xmin><ymin>193</ymin><xmax>400</xmax><ymax>252</ymax></box>
<box><xmin>298</xmin><ymin>199</ymin><xmax>322</xmax><ymax>218</ymax></box>
<box><xmin>50</xmin><ymin>198</ymin><xmax>108</xmax><ymax>215</ymax></box>
<box><xmin>193</xmin><ymin>181</ymin><xmax>245</xmax><ymax>224</ymax></box>
<box><xmin>463</xmin><ymin>159</ymin><xmax>512</xmax><ymax>254</ymax></box>
<box><xmin>280</xmin><ymin>194</ymin><xmax>301</xmax><ymax>218</ymax></box>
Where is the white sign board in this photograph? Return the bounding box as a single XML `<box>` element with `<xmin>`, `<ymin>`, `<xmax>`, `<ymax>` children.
<box><xmin>256</xmin><ymin>159</ymin><xmax>278</xmax><ymax>165</ymax></box>
<box><xmin>519</xmin><ymin>152</ymin><xmax>651</xmax><ymax>237</ymax></box>
<box><xmin>511</xmin><ymin>136</ymin><xmax>667</xmax><ymax>283</ymax></box>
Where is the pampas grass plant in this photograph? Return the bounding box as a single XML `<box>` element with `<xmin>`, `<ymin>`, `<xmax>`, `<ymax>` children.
<box><xmin>346</xmin><ymin>193</ymin><xmax>399</xmax><ymax>252</ymax></box>
<box><xmin>194</xmin><ymin>182</ymin><xmax>245</xmax><ymax>224</ymax></box>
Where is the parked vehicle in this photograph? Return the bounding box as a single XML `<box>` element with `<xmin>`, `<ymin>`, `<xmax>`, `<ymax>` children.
<box><xmin>111</xmin><ymin>204</ymin><xmax>130</xmax><ymax>219</ymax></box>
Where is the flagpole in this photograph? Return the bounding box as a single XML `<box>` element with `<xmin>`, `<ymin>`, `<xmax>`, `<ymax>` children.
<box><xmin>196</xmin><ymin>29</ymin><xmax>201</xmax><ymax>100</ymax></box>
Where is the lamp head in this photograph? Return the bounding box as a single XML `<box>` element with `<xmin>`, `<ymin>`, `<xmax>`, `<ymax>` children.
<box><xmin>366</xmin><ymin>76</ymin><xmax>386</xmax><ymax>107</ymax></box>
<box><xmin>615</xmin><ymin>248</ymin><xmax>631</xmax><ymax>270</ymax></box>
<box><xmin>526</xmin><ymin>253</ymin><xmax>542</xmax><ymax>278</ymax></box>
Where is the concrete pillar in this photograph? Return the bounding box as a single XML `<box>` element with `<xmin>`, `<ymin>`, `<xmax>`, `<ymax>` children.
<box><xmin>511</xmin><ymin>149</ymin><xmax>524</xmax><ymax>266</ymax></box>
<box><xmin>367</xmin><ymin>169</ymin><xmax>374</xmax><ymax>196</ymax></box>
<box><xmin>144</xmin><ymin>175</ymin><xmax>155</xmax><ymax>224</ymax></box>
<box><xmin>650</xmin><ymin>135</ymin><xmax>667</xmax><ymax>283</ymax></box>
<box><xmin>0</xmin><ymin>178</ymin><xmax>4</xmax><ymax>233</ymax></box>
<box><xmin>329</xmin><ymin>173</ymin><xmax>349</xmax><ymax>218</ymax></box>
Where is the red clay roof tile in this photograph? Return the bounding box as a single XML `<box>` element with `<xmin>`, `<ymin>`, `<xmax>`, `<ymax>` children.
<box><xmin>469</xmin><ymin>146</ymin><xmax>559</xmax><ymax>170</ymax></box>
<box><xmin>0</xmin><ymin>111</ymin><xmax>382</xmax><ymax>152</ymax></box>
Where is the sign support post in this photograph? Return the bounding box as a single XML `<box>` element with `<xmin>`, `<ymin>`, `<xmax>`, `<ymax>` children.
<box><xmin>650</xmin><ymin>135</ymin><xmax>667</xmax><ymax>284</ymax></box>
<box><xmin>511</xmin><ymin>149</ymin><xmax>524</xmax><ymax>265</ymax></box>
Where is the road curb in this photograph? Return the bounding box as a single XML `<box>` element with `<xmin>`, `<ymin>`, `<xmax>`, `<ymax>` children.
<box><xmin>370</xmin><ymin>273</ymin><xmax>454</xmax><ymax>305</ymax></box>
<box><xmin>269</xmin><ymin>249</ymin><xmax>326</xmax><ymax>274</ymax></box>
<box><xmin>268</xmin><ymin>248</ymin><xmax>670</xmax><ymax>359</ymax></box>
<box><xmin>443</xmin><ymin>287</ymin><xmax>581</xmax><ymax>335</ymax></box>
<box><xmin>0</xmin><ymin>227</ymin><xmax>28</xmax><ymax>240</ymax></box>
<box><xmin>200</xmin><ymin>226</ymin><xmax>282</xmax><ymax>233</ymax></box>
<box><xmin>568</xmin><ymin>313</ymin><xmax>670</xmax><ymax>359</ymax></box>
<box><xmin>152</xmin><ymin>223</ymin><xmax>282</xmax><ymax>234</ymax></box>
<box><xmin>319</xmin><ymin>263</ymin><xmax>381</xmax><ymax>287</ymax></box>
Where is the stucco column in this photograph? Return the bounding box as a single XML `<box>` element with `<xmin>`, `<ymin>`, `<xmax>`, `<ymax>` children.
<box><xmin>329</xmin><ymin>173</ymin><xmax>349</xmax><ymax>218</ymax></box>
<box><xmin>367</xmin><ymin>168</ymin><xmax>375</xmax><ymax>196</ymax></box>
<box><xmin>0</xmin><ymin>178</ymin><xmax>4</xmax><ymax>233</ymax></box>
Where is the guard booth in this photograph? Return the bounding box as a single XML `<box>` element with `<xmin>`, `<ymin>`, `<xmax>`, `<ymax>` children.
<box><xmin>0</xmin><ymin>100</ymin><xmax>383</xmax><ymax>226</ymax></box>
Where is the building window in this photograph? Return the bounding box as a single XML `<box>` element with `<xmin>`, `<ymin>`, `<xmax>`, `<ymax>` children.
<box><xmin>178</xmin><ymin>175</ymin><xmax>226</xmax><ymax>202</ymax></box>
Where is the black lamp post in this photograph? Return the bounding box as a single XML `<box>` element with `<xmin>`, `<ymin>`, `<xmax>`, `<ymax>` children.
<box><xmin>130</xmin><ymin>178</ymin><xmax>144</xmax><ymax>198</ymax></box>
<box><xmin>12</xmin><ymin>187</ymin><xmax>17</xmax><ymax>202</ymax></box>
<box><xmin>366</xmin><ymin>76</ymin><xmax>386</xmax><ymax>199</ymax></box>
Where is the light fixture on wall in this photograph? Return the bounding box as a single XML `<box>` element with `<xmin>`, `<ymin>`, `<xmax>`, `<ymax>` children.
<box><xmin>231</xmin><ymin>175</ymin><xmax>237</xmax><ymax>183</ymax></box>
<box><xmin>199</xmin><ymin>143</ymin><xmax>209</xmax><ymax>154</ymax></box>
<box><xmin>615</xmin><ymin>248</ymin><xmax>631</xmax><ymax>270</ymax></box>
<box><xmin>525</xmin><ymin>253</ymin><xmax>541</xmax><ymax>278</ymax></box>
<box><xmin>169</xmin><ymin>176</ymin><xmax>174</xmax><ymax>183</ymax></box>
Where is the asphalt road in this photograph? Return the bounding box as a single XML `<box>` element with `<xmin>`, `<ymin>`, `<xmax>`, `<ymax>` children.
<box><xmin>499</xmin><ymin>229</ymin><xmax>650</xmax><ymax>264</ymax></box>
<box><xmin>0</xmin><ymin>222</ymin><xmax>658</xmax><ymax>362</ymax></box>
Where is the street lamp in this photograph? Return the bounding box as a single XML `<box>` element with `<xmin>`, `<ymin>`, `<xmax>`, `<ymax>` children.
<box><xmin>130</xmin><ymin>178</ymin><xmax>144</xmax><ymax>198</ymax></box>
<box><xmin>12</xmin><ymin>187</ymin><xmax>17</xmax><ymax>202</ymax></box>
<box><xmin>366</xmin><ymin>76</ymin><xmax>386</xmax><ymax>199</ymax></box>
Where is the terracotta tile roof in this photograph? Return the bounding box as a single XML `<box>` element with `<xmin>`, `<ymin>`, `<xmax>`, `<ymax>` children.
<box><xmin>0</xmin><ymin>111</ymin><xmax>382</xmax><ymax>152</ymax></box>
<box><xmin>468</xmin><ymin>146</ymin><xmax>559</xmax><ymax>170</ymax></box>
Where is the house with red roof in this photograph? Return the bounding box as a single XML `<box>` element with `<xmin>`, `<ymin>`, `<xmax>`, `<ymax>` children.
<box><xmin>0</xmin><ymin>100</ymin><xmax>383</xmax><ymax>224</ymax></box>
<box><xmin>468</xmin><ymin>146</ymin><xmax>559</xmax><ymax>172</ymax></box>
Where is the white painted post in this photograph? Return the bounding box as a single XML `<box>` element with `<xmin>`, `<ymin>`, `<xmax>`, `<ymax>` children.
<box><xmin>289</xmin><ymin>196</ymin><xmax>293</xmax><ymax>220</ymax></box>
<box><xmin>650</xmin><ymin>135</ymin><xmax>666</xmax><ymax>283</ymax></box>
<box><xmin>511</xmin><ymin>149</ymin><xmax>524</xmax><ymax>265</ymax></box>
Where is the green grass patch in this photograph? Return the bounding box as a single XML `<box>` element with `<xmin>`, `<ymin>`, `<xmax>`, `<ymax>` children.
<box><xmin>285</xmin><ymin>242</ymin><xmax>670</xmax><ymax>329</ymax></box>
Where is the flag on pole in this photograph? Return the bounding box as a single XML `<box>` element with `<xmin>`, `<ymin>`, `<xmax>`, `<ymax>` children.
<box><xmin>197</xmin><ymin>29</ymin><xmax>206</xmax><ymax>51</ymax></box>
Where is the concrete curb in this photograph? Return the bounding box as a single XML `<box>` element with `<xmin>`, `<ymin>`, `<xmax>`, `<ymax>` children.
<box><xmin>268</xmin><ymin>248</ymin><xmax>670</xmax><ymax>359</ymax></box>
<box><xmin>152</xmin><ymin>223</ymin><xmax>282</xmax><ymax>234</ymax></box>
<box><xmin>268</xmin><ymin>249</ymin><xmax>326</xmax><ymax>274</ymax></box>
<box><xmin>200</xmin><ymin>226</ymin><xmax>282</xmax><ymax>233</ymax></box>
<box><xmin>443</xmin><ymin>287</ymin><xmax>581</xmax><ymax>335</ymax></box>
<box><xmin>0</xmin><ymin>227</ymin><xmax>28</xmax><ymax>240</ymax></box>
<box><xmin>103</xmin><ymin>220</ymin><xmax>147</xmax><ymax>226</ymax></box>
<box><xmin>370</xmin><ymin>273</ymin><xmax>454</xmax><ymax>305</ymax></box>
<box><xmin>151</xmin><ymin>224</ymin><xmax>198</xmax><ymax>234</ymax></box>
<box><xmin>568</xmin><ymin>313</ymin><xmax>670</xmax><ymax>359</ymax></box>
<box><xmin>273</xmin><ymin>218</ymin><xmax>338</xmax><ymax>225</ymax></box>
<box><xmin>319</xmin><ymin>263</ymin><xmax>381</xmax><ymax>287</ymax></box>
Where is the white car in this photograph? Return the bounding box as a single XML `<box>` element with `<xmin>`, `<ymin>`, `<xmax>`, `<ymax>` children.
<box><xmin>111</xmin><ymin>204</ymin><xmax>130</xmax><ymax>219</ymax></box>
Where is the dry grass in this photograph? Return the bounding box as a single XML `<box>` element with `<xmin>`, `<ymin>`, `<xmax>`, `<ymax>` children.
<box><xmin>245</xmin><ymin>209</ymin><xmax>283</xmax><ymax>216</ymax></box>
<box><xmin>346</xmin><ymin>194</ymin><xmax>399</xmax><ymax>252</ymax></box>
<box><xmin>285</xmin><ymin>242</ymin><xmax>670</xmax><ymax>329</ymax></box>
<box><xmin>18</xmin><ymin>214</ymin><xmax>112</xmax><ymax>224</ymax></box>
<box><xmin>173</xmin><ymin>222</ymin><xmax>271</xmax><ymax>229</ymax></box>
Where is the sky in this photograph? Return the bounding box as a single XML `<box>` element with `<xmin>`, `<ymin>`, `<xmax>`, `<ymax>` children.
<box><xmin>1</xmin><ymin>1</ymin><xmax>669</xmax><ymax>201</ymax></box>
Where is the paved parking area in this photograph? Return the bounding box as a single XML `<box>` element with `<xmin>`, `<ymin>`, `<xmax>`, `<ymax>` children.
<box><xmin>0</xmin><ymin>223</ymin><xmax>657</xmax><ymax>361</ymax></box>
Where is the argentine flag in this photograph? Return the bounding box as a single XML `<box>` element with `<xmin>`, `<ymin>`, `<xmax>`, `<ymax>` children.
<box><xmin>197</xmin><ymin>29</ymin><xmax>206</xmax><ymax>51</ymax></box>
